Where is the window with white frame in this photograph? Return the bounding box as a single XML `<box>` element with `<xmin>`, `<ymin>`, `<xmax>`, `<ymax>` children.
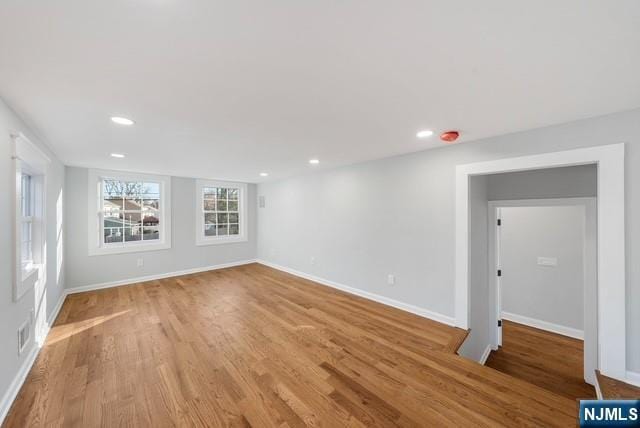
<box><xmin>88</xmin><ymin>170</ymin><xmax>171</xmax><ymax>255</ymax></box>
<box><xmin>196</xmin><ymin>180</ymin><xmax>247</xmax><ymax>245</ymax></box>
<box><xmin>20</xmin><ymin>173</ymin><xmax>34</xmax><ymax>271</ymax></box>
<box><xmin>12</xmin><ymin>132</ymin><xmax>49</xmax><ymax>302</ymax></box>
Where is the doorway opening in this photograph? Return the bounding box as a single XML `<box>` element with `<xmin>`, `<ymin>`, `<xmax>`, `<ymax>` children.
<box><xmin>485</xmin><ymin>199</ymin><xmax>597</xmax><ymax>399</ymax></box>
<box><xmin>455</xmin><ymin>143</ymin><xmax>626</xmax><ymax>385</ymax></box>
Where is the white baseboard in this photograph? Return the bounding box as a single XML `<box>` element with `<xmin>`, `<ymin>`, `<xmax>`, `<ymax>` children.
<box><xmin>479</xmin><ymin>345</ymin><xmax>492</xmax><ymax>365</ymax></box>
<box><xmin>0</xmin><ymin>345</ymin><xmax>39</xmax><ymax>425</ymax></box>
<box><xmin>66</xmin><ymin>259</ymin><xmax>257</xmax><ymax>294</ymax></box>
<box><xmin>626</xmin><ymin>370</ymin><xmax>640</xmax><ymax>388</ymax></box>
<box><xmin>501</xmin><ymin>311</ymin><xmax>584</xmax><ymax>340</ymax></box>
<box><xmin>256</xmin><ymin>259</ymin><xmax>456</xmax><ymax>327</ymax></box>
<box><xmin>594</xmin><ymin>373</ymin><xmax>603</xmax><ymax>400</ymax></box>
<box><xmin>42</xmin><ymin>289</ymin><xmax>67</xmax><ymax>340</ymax></box>
<box><xmin>0</xmin><ymin>289</ymin><xmax>67</xmax><ymax>425</ymax></box>
<box><xmin>1</xmin><ymin>259</ymin><xmax>257</xmax><ymax>425</ymax></box>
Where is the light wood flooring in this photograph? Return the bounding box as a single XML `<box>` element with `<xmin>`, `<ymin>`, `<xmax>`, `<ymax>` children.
<box><xmin>4</xmin><ymin>263</ymin><xmax>580</xmax><ymax>427</ymax></box>
<box><xmin>485</xmin><ymin>320</ymin><xmax>595</xmax><ymax>400</ymax></box>
<box><xmin>596</xmin><ymin>371</ymin><xmax>640</xmax><ymax>399</ymax></box>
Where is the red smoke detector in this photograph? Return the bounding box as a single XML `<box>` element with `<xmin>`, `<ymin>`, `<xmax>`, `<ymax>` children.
<box><xmin>440</xmin><ymin>131</ymin><xmax>460</xmax><ymax>143</ymax></box>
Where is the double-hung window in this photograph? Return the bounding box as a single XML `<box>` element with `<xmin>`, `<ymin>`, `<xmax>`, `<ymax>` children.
<box><xmin>196</xmin><ymin>180</ymin><xmax>247</xmax><ymax>245</ymax></box>
<box><xmin>88</xmin><ymin>170</ymin><xmax>171</xmax><ymax>255</ymax></box>
<box><xmin>21</xmin><ymin>173</ymin><xmax>34</xmax><ymax>271</ymax></box>
<box><xmin>12</xmin><ymin>133</ymin><xmax>49</xmax><ymax>302</ymax></box>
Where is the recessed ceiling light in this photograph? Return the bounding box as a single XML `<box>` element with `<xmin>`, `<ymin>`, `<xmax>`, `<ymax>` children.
<box><xmin>111</xmin><ymin>116</ymin><xmax>135</xmax><ymax>126</ymax></box>
<box><xmin>416</xmin><ymin>129</ymin><xmax>434</xmax><ymax>139</ymax></box>
<box><xmin>260</xmin><ymin>172</ymin><xmax>269</xmax><ymax>177</ymax></box>
<box><xmin>110</xmin><ymin>153</ymin><xmax>125</xmax><ymax>158</ymax></box>
<box><xmin>309</xmin><ymin>159</ymin><xmax>320</xmax><ymax>165</ymax></box>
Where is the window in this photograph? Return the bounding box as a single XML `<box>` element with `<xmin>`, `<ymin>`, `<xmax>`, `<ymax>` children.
<box><xmin>21</xmin><ymin>173</ymin><xmax>34</xmax><ymax>270</ymax></box>
<box><xmin>196</xmin><ymin>180</ymin><xmax>247</xmax><ymax>245</ymax></box>
<box><xmin>102</xmin><ymin>180</ymin><xmax>161</xmax><ymax>244</ymax></box>
<box><xmin>12</xmin><ymin>132</ymin><xmax>49</xmax><ymax>302</ymax></box>
<box><xmin>88</xmin><ymin>170</ymin><xmax>171</xmax><ymax>255</ymax></box>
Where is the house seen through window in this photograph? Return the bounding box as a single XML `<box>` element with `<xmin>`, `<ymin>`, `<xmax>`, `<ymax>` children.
<box><xmin>203</xmin><ymin>187</ymin><xmax>240</xmax><ymax>237</ymax></box>
<box><xmin>102</xmin><ymin>180</ymin><xmax>161</xmax><ymax>244</ymax></box>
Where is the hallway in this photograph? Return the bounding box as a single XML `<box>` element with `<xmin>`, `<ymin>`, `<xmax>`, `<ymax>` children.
<box><xmin>485</xmin><ymin>320</ymin><xmax>595</xmax><ymax>400</ymax></box>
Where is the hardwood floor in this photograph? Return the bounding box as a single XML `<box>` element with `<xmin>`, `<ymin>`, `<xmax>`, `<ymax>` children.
<box><xmin>4</xmin><ymin>264</ymin><xmax>579</xmax><ymax>427</ymax></box>
<box><xmin>485</xmin><ymin>320</ymin><xmax>595</xmax><ymax>401</ymax></box>
<box><xmin>596</xmin><ymin>371</ymin><xmax>640</xmax><ymax>399</ymax></box>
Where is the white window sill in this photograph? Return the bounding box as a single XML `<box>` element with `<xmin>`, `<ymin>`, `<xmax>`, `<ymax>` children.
<box><xmin>21</xmin><ymin>265</ymin><xmax>39</xmax><ymax>282</ymax></box>
<box><xmin>196</xmin><ymin>236</ymin><xmax>248</xmax><ymax>247</ymax></box>
<box><xmin>89</xmin><ymin>241</ymin><xmax>171</xmax><ymax>256</ymax></box>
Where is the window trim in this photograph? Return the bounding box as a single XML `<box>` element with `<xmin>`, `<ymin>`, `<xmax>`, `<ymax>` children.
<box><xmin>195</xmin><ymin>179</ymin><xmax>248</xmax><ymax>246</ymax></box>
<box><xmin>88</xmin><ymin>169</ymin><xmax>172</xmax><ymax>256</ymax></box>
<box><xmin>11</xmin><ymin>132</ymin><xmax>49</xmax><ymax>302</ymax></box>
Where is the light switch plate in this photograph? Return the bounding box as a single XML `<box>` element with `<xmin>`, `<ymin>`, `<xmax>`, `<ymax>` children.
<box><xmin>537</xmin><ymin>256</ymin><xmax>558</xmax><ymax>267</ymax></box>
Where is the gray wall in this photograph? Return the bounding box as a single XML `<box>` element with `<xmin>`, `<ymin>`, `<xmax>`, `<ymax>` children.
<box><xmin>0</xmin><ymin>98</ymin><xmax>65</xmax><ymax>413</ymax></box>
<box><xmin>488</xmin><ymin>164</ymin><xmax>597</xmax><ymax>201</ymax></box>
<box><xmin>64</xmin><ymin>167</ymin><xmax>257</xmax><ymax>288</ymax></box>
<box><xmin>458</xmin><ymin>176</ymin><xmax>490</xmax><ymax>362</ymax></box>
<box><xmin>501</xmin><ymin>206</ymin><xmax>585</xmax><ymax>330</ymax></box>
<box><xmin>257</xmin><ymin>107</ymin><xmax>640</xmax><ymax>372</ymax></box>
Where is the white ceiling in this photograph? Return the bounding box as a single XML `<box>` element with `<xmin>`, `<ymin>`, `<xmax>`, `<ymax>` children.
<box><xmin>1</xmin><ymin>1</ymin><xmax>639</xmax><ymax>183</ymax></box>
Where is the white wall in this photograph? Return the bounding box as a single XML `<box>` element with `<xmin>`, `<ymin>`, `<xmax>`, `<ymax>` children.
<box><xmin>257</xmin><ymin>107</ymin><xmax>640</xmax><ymax>372</ymax></box>
<box><xmin>500</xmin><ymin>206</ymin><xmax>585</xmax><ymax>331</ymax></box>
<box><xmin>0</xmin><ymin>98</ymin><xmax>66</xmax><ymax>418</ymax></box>
<box><xmin>64</xmin><ymin>167</ymin><xmax>257</xmax><ymax>288</ymax></box>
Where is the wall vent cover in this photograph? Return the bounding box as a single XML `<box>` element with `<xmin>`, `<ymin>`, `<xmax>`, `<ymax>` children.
<box><xmin>18</xmin><ymin>317</ymin><xmax>31</xmax><ymax>355</ymax></box>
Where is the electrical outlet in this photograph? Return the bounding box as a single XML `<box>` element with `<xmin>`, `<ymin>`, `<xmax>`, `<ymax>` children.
<box><xmin>310</xmin><ymin>256</ymin><xmax>316</xmax><ymax>266</ymax></box>
<box><xmin>137</xmin><ymin>258</ymin><xmax>144</xmax><ymax>267</ymax></box>
<box><xmin>387</xmin><ymin>274</ymin><xmax>395</xmax><ymax>286</ymax></box>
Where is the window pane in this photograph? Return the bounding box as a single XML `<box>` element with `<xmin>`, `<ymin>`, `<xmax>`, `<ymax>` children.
<box><xmin>204</xmin><ymin>213</ymin><xmax>217</xmax><ymax>224</ymax></box>
<box><xmin>204</xmin><ymin>199</ymin><xmax>216</xmax><ymax>211</ymax></box>
<box><xmin>103</xmin><ymin>180</ymin><xmax>124</xmax><ymax>210</ymax></box>
<box><xmin>203</xmin><ymin>187</ymin><xmax>216</xmax><ymax>199</ymax></box>
<box><xmin>205</xmin><ymin>224</ymin><xmax>216</xmax><ymax>236</ymax></box>
<box><xmin>104</xmin><ymin>227</ymin><xmax>123</xmax><ymax>244</ymax></box>
<box><xmin>142</xmin><ymin>182</ymin><xmax>160</xmax><ymax>197</ymax></box>
<box><xmin>121</xmin><ymin>212</ymin><xmax>142</xmax><ymax>227</ymax></box>
<box><xmin>217</xmin><ymin>213</ymin><xmax>228</xmax><ymax>224</ymax></box>
<box><xmin>229</xmin><ymin>224</ymin><xmax>239</xmax><ymax>235</ymax></box>
<box><xmin>21</xmin><ymin>221</ymin><xmax>33</xmax><ymax>261</ymax></box>
<box><xmin>124</xmin><ymin>227</ymin><xmax>142</xmax><ymax>242</ymax></box>
<box><xmin>228</xmin><ymin>200</ymin><xmax>238</xmax><ymax>211</ymax></box>
<box><xmin>100</xmin><ymin>178</ymin><xmax>163</xmax><ymax>247</ymax></box>
<box><xmin>124</xmin><ymin>182</ymin><xmax>143</xmax><ymax>210</ymax></box>
<box><xmin>217</xmin><ymin>224</ymin><xmax>228</xmax><ymax>236</ymax></box>
<box><xmin>22</xmin><ymin>222</ymin><xmax>32</xmax><ymax>241</ymax></box>
<box><xmin>21</xmin><ymin>174</ymin><xmax>32</xmax><ymax>216</ymax></box>
<box><xmin>143</xmin><ymin>213</ymin><xmax>160</xmax><ymax>226</ymax></box>
<box><xmin>228</xmin><ymin>212</ymin><xmax>239</xmax><ymax>223</ymax></box>
<box><xmin>228</xmin><ymin>189</ymin><xmax>238</xmax><ymax>200</ymax></box>
<box><xmin>104</xmin><ymin>216</ymin><xmax>125</xmax><ymax>229</ymax></box>
<box><xmin>143</xmin><ymin>198</ymin><xmax>159</xmax><ymax>210</ymax></box>
<box><xmin>217</xmin><ymin>199</ymin><xmax>227</xmax><ymax>211</ymax></box>
<box><xmin>217</xmin><ymin>188</ymin><xmax>227</xmax><ymax>199</ymax></box>
<box><xmin>142</xmin><ymin>227</ymin><xmax>160</xmax><ymax>241</ymax></box>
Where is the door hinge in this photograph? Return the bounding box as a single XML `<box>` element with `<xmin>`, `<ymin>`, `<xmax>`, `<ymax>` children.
<box><xmin>497</xmin><ymin>219</ymin><xmax>502</xmax><ymax>226</ymax></box>
<box><xmin>498</xmin><ymin>320</ymin><xmax>502</xmax><ymax>327</ymax></box>
<box><xmin>497</xmin><ymin>269</ymin><xmax>502</xmax><ymax>277</ymax></box>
